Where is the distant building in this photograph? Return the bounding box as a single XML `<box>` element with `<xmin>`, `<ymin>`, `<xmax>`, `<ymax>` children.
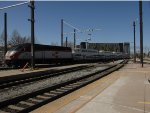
<box><xmin>123</xmin><ymin>42</ymin><xmax>130</xmax><ymax>54</ymax></box>
<box><xmin>80</xmin><ymin>42</ymin><xmax>130</xmax><ymax>54</ymax></box>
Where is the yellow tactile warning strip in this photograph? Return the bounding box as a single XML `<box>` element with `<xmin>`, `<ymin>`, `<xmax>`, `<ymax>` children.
<box><xmin>138</xmin><ymin>102</ymin><xmax>150</xmax><ymax>105</ymax></box>
<box><xmin>31</xmin><ymin>69</ymin><xmax>123</xmax><ymax>113</ymax></box>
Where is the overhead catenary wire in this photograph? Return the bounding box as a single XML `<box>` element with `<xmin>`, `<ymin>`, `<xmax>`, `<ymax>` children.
<box><xmin>63</xmin><ymin>21</ymin><xmax>81</xmax><ymax>32</ymax></box>
<box><xmin>63</xmin><ymin>20</ymin><xmax>102</xmax><ymax>36</ymax></box>
<box><xmin>0</xmin><ymin>1</ymin><xmax>29</xmax><ymax>10</ymax></box>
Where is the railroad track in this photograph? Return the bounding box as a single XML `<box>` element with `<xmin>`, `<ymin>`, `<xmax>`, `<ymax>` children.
<box><xmin>0</xmin><ymin>63</ymin><xmax>77</xmax><ymax>71</ymax></box>
<box><xmin>0</xmin><ymin>60</ymin><xmax>127</xmax><ymax>113</ymax></box>
<box><xmin>0</xmin><ymin>65</ymin><xmax>93</xmax><ymax>89</ymax></box>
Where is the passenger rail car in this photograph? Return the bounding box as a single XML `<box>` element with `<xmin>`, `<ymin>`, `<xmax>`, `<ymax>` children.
<box><xmin>5</xmin><ymin>43</ymin><xmax>72</xmax><ymax>67</ymax></box>
<box><xmin>72</xmin><ymin>48</ymin><xmax>100</xmax><ymax>62</ymax></box>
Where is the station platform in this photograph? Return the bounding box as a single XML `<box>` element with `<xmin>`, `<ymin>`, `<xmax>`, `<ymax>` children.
<box><xmin>31</xmin><ymin>60</ymin><xmax>150</xmax><ymax>113</ymax></box>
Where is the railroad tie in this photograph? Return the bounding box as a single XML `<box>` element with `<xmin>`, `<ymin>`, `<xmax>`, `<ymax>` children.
<box><xmin>19</xmin><ymin>101</ymin><xmax>34</xmax><ymax>106</ymax></box>
<box><xmin>43</xmin><ymin>93</ymin><xmax>54</xmax><ymax>97</ymax></box>
<box><xmin>50</xmin><ymin>90</ymin><xmax>62</xmax><ymax>94</ymax></box>
<box><xmin>37</xmin><ymin>95</ymin><xmax>50</xmax><ymax>99</ymax></box>
<box><xmin>60</xmin><ymin>87</ymin><xmax>72</xmax><ymax>90</ymax></box>
<box><xmin>28</xmin><ymin>98</ymin><xmax>43</xmax><ymax>103</ymax></box>
<box><xmin>56</xmin><ymin>88</ymin><xmax>68</xmax><ymax>92</ymax></box>
<box><xmin>47</xmin><ymin>92</ymin><xmax>57</xmax><ymax>96</ymax></box>
<box><xmin>7</xmin><ymin>105</ymin><xmax>24</xmax><ymax>111</ymax></box>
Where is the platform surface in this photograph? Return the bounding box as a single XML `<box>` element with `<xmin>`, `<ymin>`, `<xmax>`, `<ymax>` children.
<box><xmin>31</xmin><ymin>60</ymin><xmax>150</xmax><ymax>113</ymax></box>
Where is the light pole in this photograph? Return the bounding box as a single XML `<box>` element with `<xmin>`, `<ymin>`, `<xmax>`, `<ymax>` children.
<box><xmin>139</xmin><ymin>1</ymin><xmax>143</xmax><ymax>67</ymax></box>
<box><xmin>66</xmin><ymin>37</ymin><xmax>68</xmax><ymax>47</ymax></box>
<box><xmin>61</xmin><ymin>19</ymin><xmax>63</xmax><ymax>46</ymax></box>
<box><xmin>74</xmin><ymin>29</ymin><xmax>76</xmax><ymax>49</ymax></box>
<box><xmin>28</xmin><ymin>0</ymin><xmax>35</xmax><ymax>69</ymax></box>
<box><xmin>4</xmin><ymin>13</ymin><xmax>7</xmax><ymax>56</ymax></box>
<box><xmin>133</xmin><ymin>21</ymin><xmax>136</xmax><ymax>63</ymax></box>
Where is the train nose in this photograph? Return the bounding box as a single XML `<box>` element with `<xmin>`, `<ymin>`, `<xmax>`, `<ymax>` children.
<box><xmin>5</xmin><ymin>51</ymin><xmax>17</xmax><ymax>60</ymax></box>
<box><xmin>5</xmin><ymin>51</ymin><xmax>11</xmax><ymax>60</ymax></box>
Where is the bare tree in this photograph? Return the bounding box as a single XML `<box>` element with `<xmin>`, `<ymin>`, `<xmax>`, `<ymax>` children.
<box><xmin>63</xmin><ymin>41</ymin><xmax>74</xmax><ymax>48</ymax></box>
<box><xmin>9</xmin><ymin>30</ymin><xmax>30</xmax><ymax>46</ymax></box>
<box><xmin>0</xmin><ymin>31</ymin><xmax>5</xmax><ymax>65</ymax></box>
<box><xmin>0</xmin><ymin>31</ymin><xmax>4</xmax><ymax>47</ymax></box>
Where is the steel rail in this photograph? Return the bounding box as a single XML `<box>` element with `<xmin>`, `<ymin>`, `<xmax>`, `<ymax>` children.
<box><xmin>0</xmin><ymin>65</ymin><xmax>91</xmax><ymax>89</ymax></box>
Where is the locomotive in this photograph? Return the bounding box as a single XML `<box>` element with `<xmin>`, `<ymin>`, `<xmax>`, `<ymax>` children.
<box><xmin>5</xmin><ymin>43</ymin><xmax>72</xmax><ymax>67</ymax></box>
<box><xmin>5</xmin><ymin>43</ymin><xmax>129</xmax><ymax>67</ymax></box>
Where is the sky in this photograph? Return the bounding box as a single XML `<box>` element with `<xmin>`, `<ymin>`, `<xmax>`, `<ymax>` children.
<box><xmin>0</xmin><ymin>1</ymin><xmax>150</xmax><ymax>52</ymax></box>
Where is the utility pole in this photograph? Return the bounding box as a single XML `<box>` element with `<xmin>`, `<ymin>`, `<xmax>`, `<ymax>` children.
<box><xmin>74</xmin><ymin>29</ymin><xmax>76</xmax><ymax>49</ymax></box>
<box><xmin>133</xmin><ymin>21</ymin><xmax>136</xmax><ymax>63</ymax></box>
<box><xmin>139</xmin><ymin>1</ymin><xmax>143</xmax><ymax>67</ymax></box>
<box><xmin>66</xmin><ymin>37</ymin><xmax>68</xmax><ymax>47</ymax></box>
<box><xmin>61</xmin><ymin>19</ymin><xmax>63</xmax><ymax>46</ymax></box>
<box><xmin>4</xmin><ymin>13</ymin><xmax>7</xmax><ymax>56</ymax></box>
<box><xmin>28</xmin><ymin>0</ymin><xmax>35</xmax><ymax>69</ymax></box>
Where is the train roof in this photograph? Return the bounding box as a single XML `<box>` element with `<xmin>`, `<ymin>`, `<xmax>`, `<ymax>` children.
<box><xmin>73</xmin><ymin>48</ymin><xmax>98</xmax><ymax>53</ymax></box>
<box><xmin>9</xmin><ymin>43</ymin><xmax>72</xmax><ymax>51</ymax></box>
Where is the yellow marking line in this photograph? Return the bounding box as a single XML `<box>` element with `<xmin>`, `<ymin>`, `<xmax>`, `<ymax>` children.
<box><xmin>138</xmin><ymin>101</ymin><xmax>150</xmax><ymax>105</ymax></box>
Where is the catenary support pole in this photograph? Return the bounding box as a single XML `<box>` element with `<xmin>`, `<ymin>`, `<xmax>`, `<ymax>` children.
<box><xmin>4</xmin><ymin>13</ymin><xmax>7</xmax><ymax>56</ymax></box>
<box><xmin>133</xmin><ymin>21</ymin><xmax>136</xmax><ymax>63</ymax></box>
<box><xmin>66</xmin><ymin>37</ymin><xmax>67</xmax><ymax>47</ymax></box>
<box><xmin>74</xmin><ymin>29</ymin><xmax>76</xmax><ymax>49</ymax></box>
<box><xmin>29</xmin><ymin>0</ymin><xmax>35</xmax><ymax>69</ymax></box>
<box><xmin>139</xmin><ymin>1</ymin><xmax>143</xmax><ymax>67</ymax></box>
<box><xmin>61</xmin><ymin>19</ymin><xmax>63</xmax><ymax>46</ymax></box>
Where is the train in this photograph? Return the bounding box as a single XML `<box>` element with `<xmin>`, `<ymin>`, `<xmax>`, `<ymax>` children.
<box><xmin>5</xmin><ymin>43</ymin><xmax>129</xmax><ymax>67</ymax></box>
